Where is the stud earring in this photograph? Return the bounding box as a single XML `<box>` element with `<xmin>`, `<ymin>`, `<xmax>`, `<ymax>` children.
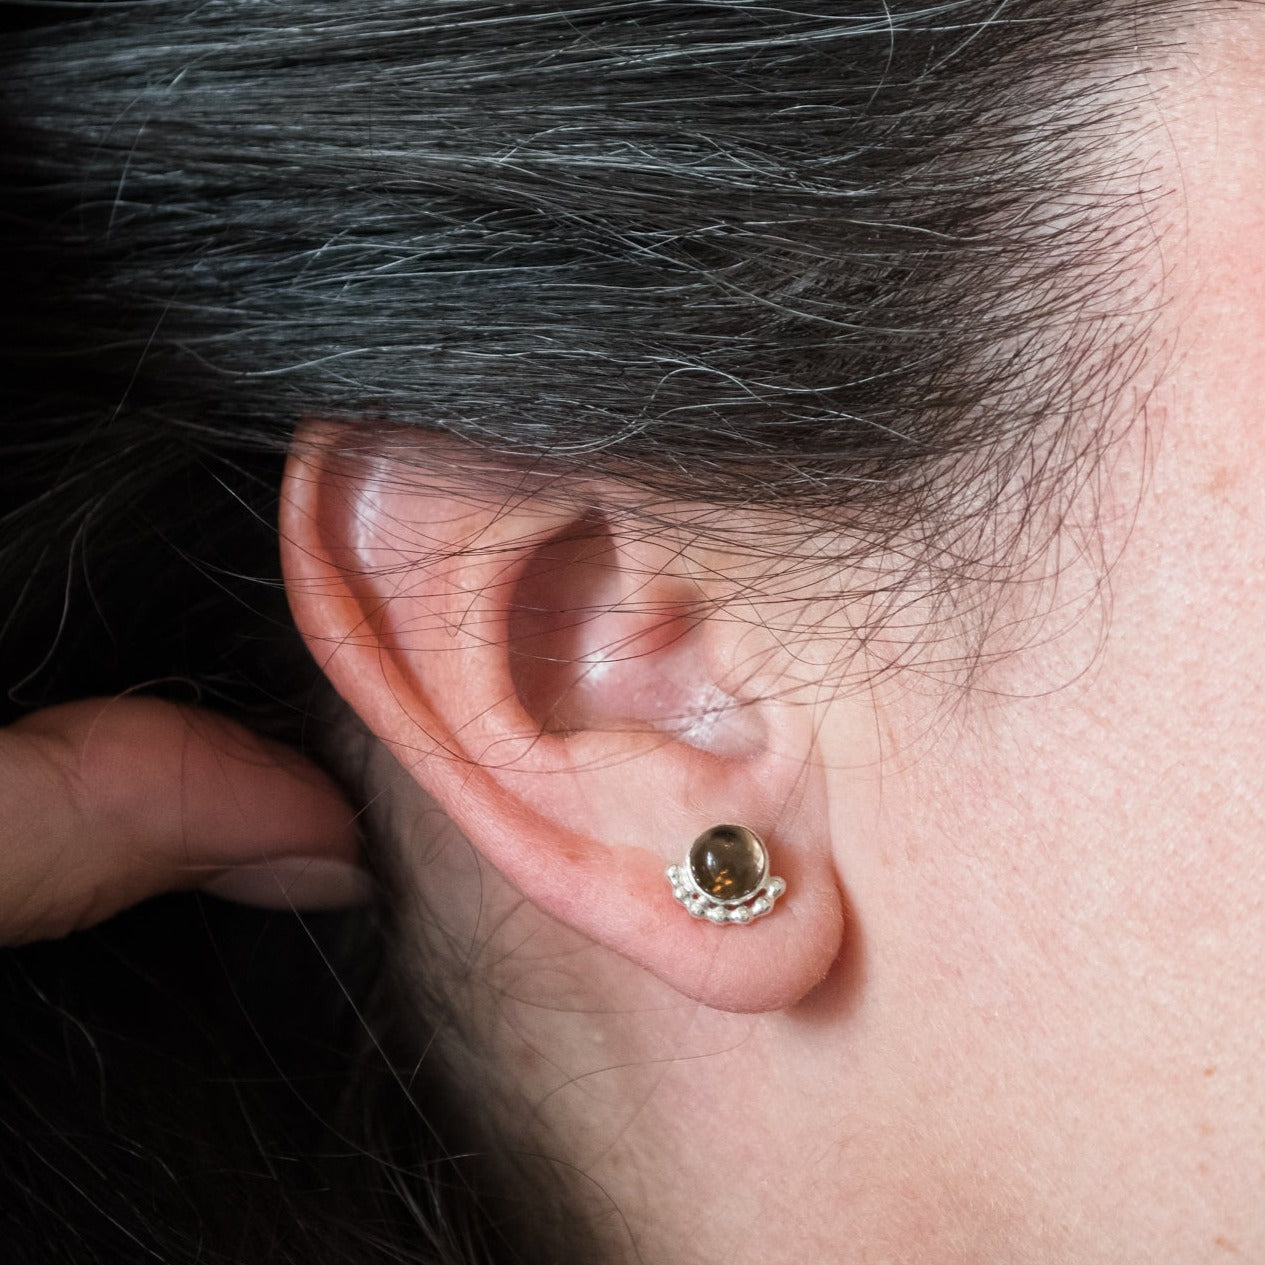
<box><xmin>666</xmin><ymin>824</ymin><xmax>786</xmax><ymax>925</ymax></box>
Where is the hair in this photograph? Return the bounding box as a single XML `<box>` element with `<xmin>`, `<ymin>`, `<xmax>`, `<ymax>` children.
<box><xmin>0</xmin><ymin>1</ymin><xmax>1196</xmax><ymax>1260</ymax></box>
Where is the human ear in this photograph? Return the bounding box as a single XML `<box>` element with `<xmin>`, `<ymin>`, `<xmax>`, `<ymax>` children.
<box><xmin>279</xmin><ymin>430</ymin><xmax>845</xmax><ymax>1012</ymax></box>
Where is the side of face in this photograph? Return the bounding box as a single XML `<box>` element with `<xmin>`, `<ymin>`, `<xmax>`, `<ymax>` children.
<box><xmin>807</xmin><ymin>22</ymin><xmax>1265</xmax><ymax>1258</ymax></box>
<box><xmin>279</xmin><ymin>18</ymin><xmax>1265</xmax><ymax>1264</ymax></box>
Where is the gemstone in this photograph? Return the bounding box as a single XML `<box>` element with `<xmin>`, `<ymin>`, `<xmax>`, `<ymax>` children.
<box><xmin>688</xmin><ymin>825</ymin><xmax>767</xmax><ymax>905</ymax></box>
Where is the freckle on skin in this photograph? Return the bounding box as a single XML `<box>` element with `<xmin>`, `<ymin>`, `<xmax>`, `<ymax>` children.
<box><xmin>1205</xmin><ymin>468</ymin><xmax>1234</xmax><ymax>496</ymax></box>
<box><xmin>1204</xmin><ymin>1065</ymin><xmax>1217</xmax><ymax>1077</ymax></box>
<box><xmin>1214</xmin><ymin>1235</ymin><xmax>1240</xmax><ymax>1254</ymax></box>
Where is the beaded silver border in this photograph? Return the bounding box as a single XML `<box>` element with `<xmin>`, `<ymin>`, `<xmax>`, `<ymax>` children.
<box><xmin>665</xmin><ymin>863</ymin><xmax>786</xmax><ymax>925</ymax></box>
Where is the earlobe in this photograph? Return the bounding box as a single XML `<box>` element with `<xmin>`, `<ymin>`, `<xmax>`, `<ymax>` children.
<box><xmin>280</xmin><ymin>427</ymin><xmax>846</xmax><ymax>1012</ymax></box>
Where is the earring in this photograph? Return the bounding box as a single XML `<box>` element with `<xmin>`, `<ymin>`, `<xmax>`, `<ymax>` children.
<box><xmin>666</xmin><ymin>824</ymin><xmax>786</xmax><ymax>925</ymax></box>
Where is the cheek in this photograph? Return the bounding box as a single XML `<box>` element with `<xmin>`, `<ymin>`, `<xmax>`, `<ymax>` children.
<box><xmin>819</xmin><ymin>38</ymin><xmax>1265</xmax><ymax>1255</ymax></box>
<box><xmin>854</xmin><ymin>385</ymin><xmax>1265</xmax><ymax>1255</ymax></box>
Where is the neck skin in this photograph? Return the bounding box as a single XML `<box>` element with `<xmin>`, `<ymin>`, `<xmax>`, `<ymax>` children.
<box><xmin>369</xmin><ymin>19</ymin><xmax>1265</xmax><ymax>1263</ymax></box>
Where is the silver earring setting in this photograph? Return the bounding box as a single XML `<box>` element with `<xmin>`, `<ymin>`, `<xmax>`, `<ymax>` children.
<box><xmin>666</xmin><ymin>824</ymin><xmax>786</xmax><ymax>925</ymax></box>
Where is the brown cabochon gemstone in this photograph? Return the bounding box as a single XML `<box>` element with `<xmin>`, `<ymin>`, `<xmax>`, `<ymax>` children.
<box><xmin>688</xmin><ymin>825</ymin><xmax>767</xmax><ymax>904</ymax></box>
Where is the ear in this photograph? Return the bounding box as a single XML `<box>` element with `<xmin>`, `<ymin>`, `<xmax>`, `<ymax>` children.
<box><xmin>279</xmin><ymin>427</ymin><xmax>846</xmax><ymax>1012</ymax></box>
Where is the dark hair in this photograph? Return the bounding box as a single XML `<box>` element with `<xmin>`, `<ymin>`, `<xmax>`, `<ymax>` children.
<box><xmin>1</xmin><ymin>2</ymin><xmax>1187</xmax><ymax>1260</ymax></box>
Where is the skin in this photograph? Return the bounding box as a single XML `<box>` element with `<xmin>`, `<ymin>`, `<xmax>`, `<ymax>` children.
<box><xmin>6</xmin><ymin>11</ymin><xmax>1264</xmax><ymax>1264</ymax></box>
<box><xmin>0</xmin><ymin>697</ymin><xmax>366</xmax><ymax>941</ymax></box>
<box><xmin>280</xmin><ymin>18</ymin><xmax>1264</xmax><ymax>1264</ymax></box>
